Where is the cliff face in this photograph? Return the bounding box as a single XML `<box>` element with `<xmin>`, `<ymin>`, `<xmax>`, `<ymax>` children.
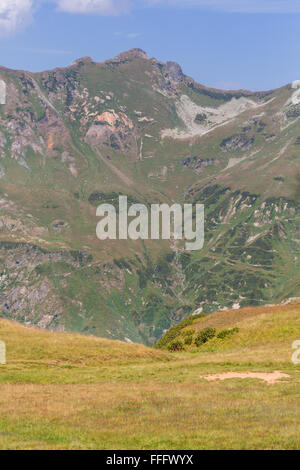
<box><xmin>0</xmin><ymin>50</ymin><xmax>299</xmax><ymax>344</ymax></box>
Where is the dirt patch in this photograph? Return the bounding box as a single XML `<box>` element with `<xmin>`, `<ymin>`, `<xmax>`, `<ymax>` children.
<box><xmin>200</xmin><ymin>371</ymin><xmax>290</xmax><ymax>385</ymax></box>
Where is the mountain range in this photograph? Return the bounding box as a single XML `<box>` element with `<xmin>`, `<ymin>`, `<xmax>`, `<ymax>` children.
<box><xmin>0</xmin><ymin>48</ymin><xmax>299</xmax><ymax>344</ymax></box>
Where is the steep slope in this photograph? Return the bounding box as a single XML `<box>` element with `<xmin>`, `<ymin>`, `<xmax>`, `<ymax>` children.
<box><xmin>0</xmin><ymin>49</ymin><xmax>299</xmax><ymax>344</ymax></box>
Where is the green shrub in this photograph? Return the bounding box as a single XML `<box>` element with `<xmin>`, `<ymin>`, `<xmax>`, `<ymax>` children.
<box><xmin>168</xmin><ymin>340</ymin><xmax>185</xmax><ymax>352</ymax></box>
<box><xmin>217</xmin><ymin>328</ymin><xmax>239</xmax><ymax>339</ymax></box>
<box><xmin>155</xmin><ymin>323</ymin><xmax>186</xmax><ymax>349</ymax></box>
<box><xmin>155</xmin><ymin>313</ymin><xmax>208</xmax><ymax>349</ymax></box>
<box><xmin>195</xmin><ymin>328</ymin><xmax>216</xmax><ymax>347</ymax></box>
<box><xmin>178</xmin><ymin>318</ymin><xmax>194</xmax><ymax>328</ymax></box>
<box><xmin>184</xmin><ymin>335</ymin><xmax>193</xmax><ymax>346</ymax></box>
<box><xmin>183</xmin><ymin>329</ymin><xmax>195</xmax><ymax>337</ymax></box>
<box><xmin>217</xmin><ymin>329</ymin><xmax>231</xmax><ymax>339</ymax></box>
<box><xmin>191</xmin><ymin>314</ymin><xmax>208</xmax><ymax>321</ymax></box>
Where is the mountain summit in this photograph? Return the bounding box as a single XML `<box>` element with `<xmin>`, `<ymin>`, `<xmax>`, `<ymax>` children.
<box><xmin>114</xmin><ymin>48</ymin><xmax>149</xmax><ymax>61</ymax></box>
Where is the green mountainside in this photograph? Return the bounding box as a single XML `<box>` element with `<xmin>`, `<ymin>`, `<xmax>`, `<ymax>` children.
<box><xmin>0</xmin><ymin>49</ymin><xmax>299</xmax><ymax>344</ymax></box>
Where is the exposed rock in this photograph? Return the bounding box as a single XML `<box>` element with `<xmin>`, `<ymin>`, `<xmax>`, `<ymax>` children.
<box><xmin>220</xmin><ymin>134</ymin><xmax>254</xmax><ymax>151</ymax></box>
<box><xmin>37</xmin><ymin>109</ymin><xmax>70</xmax><ymax>156</ymax></box>
<box><xmin>162</xmin><ymin>94</ymin><xmax>264</xmax><ymax>140</ymax></box>
<box><xmin>52</xmin><ymin>220</ymin><xmax>69</xmax><ymax>233</ymax></box>
<box><xmin>70</xmin><ymin>57</ymin><xmax>94</xmax><ymax>67</ymax></box>
<box><xmin>181</xmin><ymin>157</ymin><xmax>218</xmax><ymax>173</ymax></box>
<box><xmin>113</xmin><ymin>49</ymin><xmax>148</xmax><ymax>63</ymax></box>
<box><xmin>85</xmin><ymin>110</ymin><xmax>136</xmax><ymax>153</ymax></box>
<box><xmin>292</xmin><ymin>80</ymin><xmax>300</xmax><ymax>89</ymax></box>
<box><xmin>0</xmin><ymin>243</ymin><xmax>91</xmax><ymax>332</ymax></box>
<box><xmin>164</xmin><ymin>61</ymin><xmax>185</xmax><ymax>83</ymax></box>
<box><xmin>286</xmin><ymin>105</ymin><xmax>300</xmax><ymax>119</ymax></box>
<box><xmin>195</xmin><ymin>113</ymin><xmax>207</xmax><ymax>123</ymax></box>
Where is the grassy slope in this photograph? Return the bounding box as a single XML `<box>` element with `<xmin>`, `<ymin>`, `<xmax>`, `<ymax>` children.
<box><xmin>0</xmin><ymin>303</ymin><xmax>300</xmax><ymax>450</ymax></box>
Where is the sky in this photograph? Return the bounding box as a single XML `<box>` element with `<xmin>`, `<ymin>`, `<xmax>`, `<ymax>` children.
<box><xmin>0</xmin><ymin>0</ymin><xmax>300</xmax><ymax>91</ymax></box>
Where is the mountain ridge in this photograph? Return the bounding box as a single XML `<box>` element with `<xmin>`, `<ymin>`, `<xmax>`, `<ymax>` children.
<box><xmin>1</xmin><ymin>48</ymin><xmax>288</xmax><ymax>95</ymax></box>
<box><xmin>0</xmin><ymin>49</ymin><xmax>299</xmax><ymax>344</ymax></box>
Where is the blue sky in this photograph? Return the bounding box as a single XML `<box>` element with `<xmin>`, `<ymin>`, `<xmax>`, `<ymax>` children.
<box><xmin>0</xmin><ymin>1</ymin><xmax>300</xmax><ymax>91</ymax></box>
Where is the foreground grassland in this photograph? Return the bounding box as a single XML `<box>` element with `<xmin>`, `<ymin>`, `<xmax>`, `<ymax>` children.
<box><xmin>0</xmin><ymin>304</ymin><xmax>300</xmax><ymax>450</ymax></box>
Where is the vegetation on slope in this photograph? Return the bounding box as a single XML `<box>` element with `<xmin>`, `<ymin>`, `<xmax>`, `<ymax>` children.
<box><xmin>0</xmin><ymin>304</ymin><xmax>300</xmax><ymax>449</ymax></box>
<box><xmin>156</xmin><ymin>303</ymin><xmax>300</xmax><ymax>354</ymax></box>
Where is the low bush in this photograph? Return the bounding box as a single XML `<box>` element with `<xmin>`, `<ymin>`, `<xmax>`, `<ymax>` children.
<box><xmin>183</xmin><ymin>329</ymin><xmax>195</xmax><ymax>337</ymax></box>
<box><xmin>184</xmin><ymin>335</ymin><xmax>193</xmax><ymax>346</ymax></box>
<box><xmin>217</xmin><ymin>328</ymin><xmax>239</xmax><ymax>339</ymax></box>
<box><xmin>155</xmin><ymin>325</ymin><xmax>182</xmax><ymax>349</ymax></box>
<box><xmin>195</xmin><ymin>328</ymin><xmax>216</xmax><ymax>347</ymax></box>
<box><xmin>168</xmin><ymin>340</ymin><xmax>185</xmax><ymax>352</ymax></box>
<box><xmin>155</xmin><ymin>314</ymin><xmax>208</xmax><ymax>349</ymax></box>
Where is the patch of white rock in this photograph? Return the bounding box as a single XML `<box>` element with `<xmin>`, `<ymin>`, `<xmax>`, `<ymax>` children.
<box><xmin>287</xmin><ymin>80</ymin><xmax>300</xmax><ymax>106</ymax></box>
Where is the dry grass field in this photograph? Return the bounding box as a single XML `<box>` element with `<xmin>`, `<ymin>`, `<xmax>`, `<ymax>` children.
<box><xmin>0</xmin><ymin>303</ymin><xmax>300</xmax><ymax>450</ymax></box>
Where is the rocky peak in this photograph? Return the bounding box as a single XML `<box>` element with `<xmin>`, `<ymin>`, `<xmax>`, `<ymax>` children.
<box><xmin>114</xmin><ymin>49</ymin><xmax>148</xmax><ymax>62</ymax></box>
<box><xmin>70</xmin><ymin>57</ymin><xmax>94</xmax><ymax>67</ymax></box>
<box><xmin>164</xmin><ymin>61</ymin><xmax>185</xmax><ymax>83</ymax></box>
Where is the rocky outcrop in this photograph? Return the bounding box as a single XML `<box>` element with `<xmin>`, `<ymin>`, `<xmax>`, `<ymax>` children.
<box><xmin>70</xmin><ymin>56</ymin><xmax>94</xmax><ymax>67</ymax></box>
<box><xmin>164</xmin><ymin>61</ymin><xmax>185</xmax><ymax>83</ymax></box>
<box><xmin>220</xmin><ymin>134</ymin><xmax>255</xmax><ymax>151</ymax></box>
<box><xmin>111</xmin><ymin>49</ymin><xmax>148</xmax><ymax>64</ymax></box>
<box><xmin>85</xmin><ymin>110</ymin><xmax>136</xmax><ymax>153</ymax></box>
<box><xmin>195</xmin><ymin>113</ymin><xmax>207</xmax><ymax>123</ymax></box>
<box><xmin>0</xmin><ymin>243</ymin><xmax>91</xmax><ymax>331</ymax></box>
<box><xmin>181</xmin><ymin>157</ymin><xmax>218</xmax><ymax>173</ymax></box>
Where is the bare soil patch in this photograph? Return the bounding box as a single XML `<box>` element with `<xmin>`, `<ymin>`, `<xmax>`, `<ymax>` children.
<box><xmin>199</xmin><ymin>370</ymin><xmax>290</xmax><ymax>385</ymax></box>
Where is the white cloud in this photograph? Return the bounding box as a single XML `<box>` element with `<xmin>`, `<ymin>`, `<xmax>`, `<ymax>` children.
<box><xmin>127</xmin><ymin>32</ymin><xmax>140</xmax><ymax>38</ymax></box>
<box><xmin>0</xmin><ymin>0</ymin><xmax>34</xmax><ymax>37</ymax></box>
<box><xmin>56</xmin><ymin>0</ymin><xmax>132</xmax><ymax>15</ymax></box>
<box><xmin>114</xmin><ymin>31</ymin><xmax>141</xmax><ymax>38</ymax></box>
<box><xmin>147</xmin><ymin>0</ymin><xmax>300</xmax><ymax>13</ymax></box>
<box><xmin>2</xmin><ymin>0</ymin><xmax>299</xmax><ymax>40</ymax></box>
<box><xmin>0</xmin><ymin>0</ymin><xmax>133</xmax><ymax>37</ymax></box>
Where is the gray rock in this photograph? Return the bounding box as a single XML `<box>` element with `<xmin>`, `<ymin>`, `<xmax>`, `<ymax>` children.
<box><xmin>164</xmin><ymin>61</ymin><xmax>185</xmax><ymax>82</ymax></box>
